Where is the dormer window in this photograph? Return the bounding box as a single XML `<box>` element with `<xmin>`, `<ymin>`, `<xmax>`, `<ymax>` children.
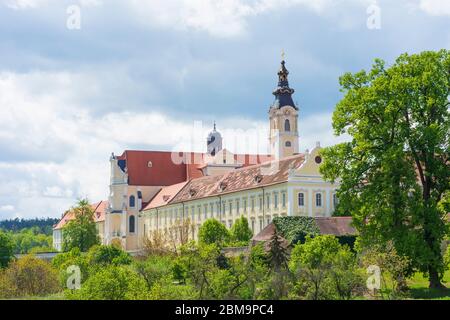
<box><xmin>219</xmin><ymin>182</ymin><xmax>227</xmax><ymax>192</ymax></box>
<box><xmin>254</xmin><ymin>175</ymin><xmax>263</xmax><ymax>183</ymax></box>
<box><xmin>189</xmin><ymin>188</ymin><xmax>197</xmax><ymax>197</ymax></box>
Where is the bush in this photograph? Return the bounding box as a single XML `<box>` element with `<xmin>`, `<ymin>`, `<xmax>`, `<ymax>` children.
<box><xmin>0</xmin><ymin>255</ymin><xmax>60</xmax><ymax>298</ymax></box>
<box><xmin>198</xmin><ymin>219</ymin><xmax>230</xmax><ymax>246</ymax></box>
<box><xmin>52</xmin><ymin>248</ymin><xmax>90</xmax><ymax>287</ymax></box>
<box><xmin>66</xmin><ymin>265</ymin><xmax>149</xmax><ymax>300</ymax></box>
<box><xmin>289</xmin><ymin>235</ymin><xmax>363</xmax><ymax>300</ymax></box>
<box><xmin>134</xmin><ymin>255</ymin><xmax>174</xmax><ymax>289</ymax></box>
<box><xmin>230</xmin><ymin>216</ymin><xmax>253</xmax><ymax>244</ymax></box>
<box><xmin>86</xmin><ymin>245</ymin><xmax>132</xmax><ymax>266</ymax></box>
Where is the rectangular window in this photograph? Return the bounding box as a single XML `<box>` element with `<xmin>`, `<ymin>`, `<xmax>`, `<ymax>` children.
<box><xmin>333</xmin><ymin>194</ymin><xmax>338</xmax><ymax>208</ymax></box>
<box><xmin>204</xmin><ymin>204</ymin><xmax>208</xmax><ymax>219</ymax></box>
<box><xmin>298</xmin><ymin>193</ymin><xmax>305</xmax><ymax>207</ymax></box>
<box><xmin>274</xmin><ymin>193</ymin><xmax>278</xmax><ymax>209</ymax></box>
<box><xmin>216</xmin><ymin>202</ymin><xmax>220</xmax><ymax>217</ymax></box>
<box><xmin>251</xmin><ymin>219</ymin><xmax>255</xmax><ymax>233</ymax></box>
<box><xmin>222</xmin><ymin>202</ymin><xmax>226</xmax><ymax>215</ymax></box>
<box><xmin>210</xmin><ymin>203</ymin><xmax>214</xmax><ymax>218</ymax></box>
<box><xmin>236</xmin><ymin>199</ymin><xmax>240</xmax><ymax>215</ymax></box>
<box><xmin>259</xmin><ymin>197</ymin><xmax>263</xmax><ymax>210</ymax></box>
<box><xmin>266</xmin><ymin>195</ymin><xmax>270</xmax><ymax>209</ymax></box>
<box><xmin>316</xmin><ymin>193</ymin><xmax>322</xmax><ymax>207</ymax></box>
<box><xmin>282</xmin><ymin>193</ymin><xmax>286</xmax><ymax>208</ymax></box>
<box><xmin>251</xmin><ymin>198</ymin><xmax>255</xmax><ymax>212</ymax></box>
<box><xmin>259</xmin><ymin>218</ymin><xmax>263</xmax><ymax>232</ymax></box>
<box><xmin>243</xmin><ymin>198</ymin><xmax>247</xmax><ymax>213</ymax></box>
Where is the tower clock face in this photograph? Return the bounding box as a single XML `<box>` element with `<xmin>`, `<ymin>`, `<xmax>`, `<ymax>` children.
<box><xmin>315</xmin><ymin>156</ymin><xmax>322</xmax><ymax>164</ymax></box>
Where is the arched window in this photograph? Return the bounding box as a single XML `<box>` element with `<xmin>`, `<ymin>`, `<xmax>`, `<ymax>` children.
<box><xmin>298</xmin><ymin>193</ymin><xmax>305</xmax><ymax>206</ymax></box>
<box><xmin>129</xmin><ymin>195</ymin><xmax>135</xmax><ymax>208</ymax></box>
<box><xmin>129</xmin><ymin>215</ymin><xmax>135</xmax><ymax>233</ymax></box>
<box><xmin>284</xmin><ymin>119</ymin><xmax>291</xmax><ymax>132</ymax></box>
<box><xmin>285</xmin><ymin>141</ymin><xmax>292</xmax><ymax>147</ymax></box>
<box><xmin>137</xmin><ymin>191</ymin><xmax>142</xmax><ymax>199</ymax></box>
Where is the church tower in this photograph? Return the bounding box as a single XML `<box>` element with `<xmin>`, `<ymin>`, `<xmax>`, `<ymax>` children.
<box><xmin>269</xmin><ymin>58</ymin><xmax>299</xmax><ymax>160</ymax></box>
<box><xmin>207</xmin><ymin>122</ymin><xmax>223</xmax><ymax>156</ymax></box>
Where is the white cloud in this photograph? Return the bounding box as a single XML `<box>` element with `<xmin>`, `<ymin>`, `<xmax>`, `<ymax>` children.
<box><xmin>129</xmin><ymin>0</ymin><xmax>371</xmax><ymax>37</ymax></box>
<box><xmin>419</xmin><ymin>0</ymin><xmax>450</xmax><ymax>16</ymax></box>
<box><xmin>0</xmin><ymin>205</ymin><xmax>15</xmax><ymax>212</ymax></box>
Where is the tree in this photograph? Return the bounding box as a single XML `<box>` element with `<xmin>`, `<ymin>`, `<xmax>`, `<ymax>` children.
<box><xmin>0</xmin><ymin>231</ymin><xmax>14</xmax><ymax>268</ymax></box>
<box><xmin>66</xmin><ymin>265</ymin><xmax>149</xmax><ymax>300</ymax></box>
<box><xmin>320</xmin><ymin>50</ymin><xmax>450</xmax><ymax>288</ymax></box>
<box><xmin>230</xmin><ymin>216</ymin><xmax>253</xmax><ymax>244</ymax></box>
<box><xmin>86</xmin><ymin>245</ymin><xmax>132</xmax><ymax>266</ymax></box>
<box><xmin>0</xmin><ymin>255</ymin><xmax>60</xmax><ymax>298</ymax></box>
<box><xmin>289</xmin><ymin>235</ymin><xmax>362</xmax><ymax>300</ymax></box>
<box><xmin>62</xmin><ymin>199</ymin><xmax>100</xmax><ymax>252</ymax></box>
<box><xmin>198</xmin><ymin>219</ymin><xmax>230</xmax><ymax>246</ymax></box>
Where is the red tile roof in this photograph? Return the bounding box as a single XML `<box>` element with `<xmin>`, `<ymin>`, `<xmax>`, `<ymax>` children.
<box><xmin>120</xmin><ymin>150</ymin><xmax>273</xmax><ymax>187</ymax></box>
<box><xmin>146</xmin><ymin>154</ymin><xmax>305</xmax><ymax>209</ymax></box>
<box><xmin>54</xmin><ymin>200</ymin><xmax>108</xmax><ymax>230</ymax></box>
<box><xmin>143</xmin><ymin>181</ymin><xmax>188</xmax><ymax>210</ymax></box>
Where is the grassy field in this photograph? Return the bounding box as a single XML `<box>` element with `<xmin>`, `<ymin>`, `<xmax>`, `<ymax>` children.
<box><xmin>406</xmin><ymin>271</ymin><xmax>450</xmax><ymax>300</ymax></box>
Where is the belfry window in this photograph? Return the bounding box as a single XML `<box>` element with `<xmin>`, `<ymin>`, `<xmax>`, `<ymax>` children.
<box><xmin>284</xmin><ymin>119</ymin><xmax>291</xmax><ymax>132</ymax></box>
<box><xmin>285</xmin><ymin>141</ymin><xmax>292</xmax><ymax>147</ymax></box>
<box><xmin>129</xmin><ymin>195</ymin><xmax>135</xmax><ymax>208</ymax></box>
<box><xmin>129</xmin><ymin>215</ymin><xmax>136</xmax><ymax>233</ymax></box>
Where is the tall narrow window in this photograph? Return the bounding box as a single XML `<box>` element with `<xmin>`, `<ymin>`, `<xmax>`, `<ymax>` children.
<box><xmin>282</xmin><ymin>193</ymin><xmax>286</xmax><ymax>208</ymax></box>
<box><xmin>298</xmin><ymin>193</ymin><xmax>304</xmax><ymax>207</ymax></box>
<box><xmin>129</xmin><ymin>195</ymin><xmax>135</xmax><ymax>208</ymax></box>
<box><xmin>129</xmin><ymin>215</ymin><xmax>135</xmax><ymax>233</ymax></box>
<box><xmin>316</xmin><ymin>193</ymin><xmax>322</xmax><ymax>207</ymax></box>
<box><xmin>274</xmin><ymin>193</ymin><xmax>278</xmax><ymax>209</ymax></box>
<box><xmin>333</xmin><ymin>194</ymin><xmax>338</xmax><ymax>208</ymax></box>
<box><xmin>284</xmin><ymin>119</ymin><xmax>291</xmax><ymax>132</ymax></box>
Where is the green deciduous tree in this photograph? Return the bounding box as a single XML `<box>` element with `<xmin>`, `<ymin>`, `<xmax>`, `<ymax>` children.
<box><xmin>289</xmin><ymin>235</ymin><xmax>362</xmax><ymax>300</ymax></box>
<box><xmin>66</xmin><ymin>265</ymin><xmax>149</xmax><ymax>300</ymax></box>
<box><xmin>62</xmin><ymin>199</ymin><xmax>100</xmax><ymax>252</ymax></box>
<box><xmin>198</xmin><ymin>219</ymin><xmax>230</xmax><ymax>246</ymax></box>
<box><xmin>86</xmin><ymin>245</ymin><xmax>132</xmax><ymax>266</ymax></box>
<box><xmin>320</xmin><ymin>50</ymin><xmax>450</xmax><ymax>288</ymax></box>
<box><xmin>230</xmin><ymin>216</ymin><xmax>253</xmax><ymax>244</ymax></box>
<box><xmin>0</xmin><ymin>255</ymin><xmax>60</xmax><ymax>298</ymax></box>
<box><xmin>0</xmin><ymin>231</ymin><xmax>14</xmax><ymax>268</ymax></box>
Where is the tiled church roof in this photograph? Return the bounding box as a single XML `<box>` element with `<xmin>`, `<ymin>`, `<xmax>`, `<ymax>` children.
<box><xmin>146</xmin><ymin>154</ymin><xmax>305</xmax><ymax>209</ymax></box>
<box><xmin>119</xmin><ymin>150</ymin><xmax>273</xmax><ymax>187</ymax></box>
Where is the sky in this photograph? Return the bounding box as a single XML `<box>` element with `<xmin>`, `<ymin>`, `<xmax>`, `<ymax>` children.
<box><xmin>0</xmin><ymin>0</ymin><xmax>449</xmax><ymax>219</ymax></box>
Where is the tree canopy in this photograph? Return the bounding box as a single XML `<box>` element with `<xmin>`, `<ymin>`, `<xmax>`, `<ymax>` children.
<box><xmin>198</xmin><ymin>219</ymin><xmax>230</xmax><ymax>246</ymax></box>
<box><xmin>62</xmin><ymin>199</ymin><xmax>99</xmax><ymax>252</ymax></box>
<box><xmin>320</xmin><ymin>50</ymin><xmax>450</xmax><ymax>288</ymax></box>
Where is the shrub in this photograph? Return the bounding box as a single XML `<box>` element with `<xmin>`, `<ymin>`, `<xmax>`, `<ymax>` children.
<box><xmin>134</xmin><ymin>255</ymin><xmax>174</xmax><ymax>289</ymax></box>
<box><xmin>0</xmin><ymin>255</ymin><xmax>60</xmax><ymax>298</ymax></box>
<box><xmin>289</xmin><ymin>235</ymin><xmax>363</xmax><ymax>300</ymax></box>
<box><xmin>86</xmin><ymin>245</ymin><xmax>132</xmax><ymax>266</ymax></box>
<box><xmin>230</xmin><ymin>216</ymin><xmax>253</xmax><ymax>244</ymax></box>
<box><xmin>198</xmin><ymin>219</ymin><xmax>230</xmax><ymax>246</ymax></box>
<box><xmin>52</xmin><ymin>248</ymin><xmax>90</xmax><ymax>287</ymax></box>
<box><xmin>66</xmin><ymin>265</ymin><xmax>149</xmax><ymax>300</ymax></box>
